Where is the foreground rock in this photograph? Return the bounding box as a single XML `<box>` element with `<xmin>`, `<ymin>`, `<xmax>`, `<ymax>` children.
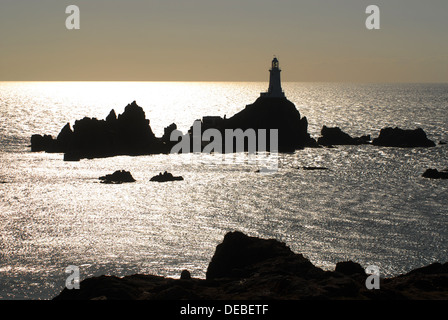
<box><xmin>317</xmin><ymin>126</ymin><xmax>370</xmax><ymax>146</ymax></box>
<box><xmin>54</xmin><ymin>231</ymin><xmax>448</xmax><ymax>300</ymax></box>
<box><xmin>150</xmin><ymin>171</ymin><xmax>184</xmax><ymax>182</ymax></box>
<box><xmin>422</xmin><ymin>168</ymin><xmax>448</xmax><ymax>179</ymax></box>
<box><xmin>372</xmin><ymin>127</ymin><xmax>435</xmax><ymax>148</ymax></box>
<box><xmin>99</xmin><ymin>170</ymin><xmax>136</xmax><ymax>184</ymax></box>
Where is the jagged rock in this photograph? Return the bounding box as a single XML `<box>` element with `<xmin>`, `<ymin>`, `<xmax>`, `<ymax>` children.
<box><xmin>372</xmin><ymin>127</ymin><xmax>435</xmax><ymax>148</ymax></box>
<box><xmin>317</xmin><ymin>126</ymin><xmax>370</xmax><ymax>146</ymax></box>
<box><xmin>161</xmin><ymin>123</ymin><xmax>178</xmax><ymax>143</ymax></box>
<box><xmin>99</xmin><ymin>170</ymin><xmax>136</xmax><ymax>184</ymax></box>
<box><xmin>30</xmin><ymin>101</ymin><xmax>168</xmax><ymax>160</ymax></box>
<box><xmin>32</xmin><ymin>96</ymin><xmax>322</xmax><ymax>159</ymax></box>
<box><xmin>150</xmin><ymin>171</ymin><xmax>183</xmax><ymax>182</ymax></box>
<box><xmin>422</xmin><ymin>168</ymin><xmax>448</xmax><ymax>179</ymax></box>
<box><xmin>30</xmin><ymin>134</ymin><xmax>56</xmax><ymax>152</ymax></box>
<box><xmin>106</xmin><ymin>109</ymin><xmax>117</xmax><ymax>123</ymax></box>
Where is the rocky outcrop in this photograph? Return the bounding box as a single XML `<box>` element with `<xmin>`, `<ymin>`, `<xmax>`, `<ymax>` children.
<box><xmin>53</xmin><ymin>231</ymin><xmax>448</xmax><ymax>300</ymax></box>
<box><xmin>31</xmin><ymin>101</ymin><xmax>167</xmax><ymax>160</ymax></box>
<box><xmin>372</xmin><ymin>127</ymin><xmax>435</xmax><ymax>148</ymax></box>
<box><xmin>31</xmin><ymin>97</ymin><xmax>320</xmax><ymax>159</ymax></box>
<box><xmin>99</xmin><ymin>170</ymin><xmax>136</xmax><ymax>184</ymax></box>
<box><xmin>422</xmin><ymin>168</ymin><xmax>448</xmax><ymax>179</ymax></box>
<box><xmin>30</xmin><ymin>134</ymin><xmax>57</xmax><ymax>152</ymax></box>
<box><xmin>317</xmin><ymin>126</ymin><xmax>370</xmax><ymax>146</ymax></box>
<box><xmin>222</xmin><ymin>97</ymin><xmax>319</xmax><ymax>152</ymax></box>
<box><xmin>150</xmin><ymin>171</ymin><xmax>184</xmax><ymax>182</ymax></box>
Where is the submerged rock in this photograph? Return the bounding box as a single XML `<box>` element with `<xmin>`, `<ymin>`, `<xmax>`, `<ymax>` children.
<box><xmin>317</xmin><ymin>126</ymin><xmax>370</xmax><ymax>146</ymax></box>
<box><xmin>150</xmin><ymin>171</ymin><xmax>183</xmax><ymax>182</ymax></box>
<box><xmin>372</xmin><ymin>127</ymin><xmax>435</xmax><ymax>148</ymax></box>
<box><xmin>422</xmin><ymin>168</ymin><xmax>448</xmax><ymax>179</ymax></box>
<box><xmin>99</xmin><ymin>170</ymin><xmax>136</xmax><ymax>184</ymax></box>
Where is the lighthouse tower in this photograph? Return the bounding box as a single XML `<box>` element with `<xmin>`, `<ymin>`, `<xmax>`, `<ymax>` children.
<box><xmin>261</xmin><ymin>57</ymin><xmax>285</xmax><ymax>98</ymax></box>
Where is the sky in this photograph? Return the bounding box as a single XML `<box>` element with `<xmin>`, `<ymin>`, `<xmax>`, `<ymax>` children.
<box><xmin>0</xmin><ymin>0</ymin><xmax>447</xmax><ymax>82</ymax></box>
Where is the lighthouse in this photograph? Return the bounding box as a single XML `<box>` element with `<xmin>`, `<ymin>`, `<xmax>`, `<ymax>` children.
<box><xmin>261</xmin><ymin>57</ymin><xmax>285</xmax><ymax>98</ymax></box>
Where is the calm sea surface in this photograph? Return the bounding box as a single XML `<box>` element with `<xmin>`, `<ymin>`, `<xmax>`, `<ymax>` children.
<box><xmin>0</xmin><ymin>82</ymin><xmax>447</xmax><ymax>299</ymax></box>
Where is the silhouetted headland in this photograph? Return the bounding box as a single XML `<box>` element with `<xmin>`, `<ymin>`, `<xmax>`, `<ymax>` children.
<box><xmin>53</xmin><ymin>231</ymin><xmax>448</xmax><ymax>300</ymax></box>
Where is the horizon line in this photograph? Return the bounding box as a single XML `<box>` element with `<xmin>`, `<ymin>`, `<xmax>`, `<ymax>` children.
<box><xmin>1</xmin><ymin>80</ymin><xmax>447</xmax><ymax>84</ymax></box>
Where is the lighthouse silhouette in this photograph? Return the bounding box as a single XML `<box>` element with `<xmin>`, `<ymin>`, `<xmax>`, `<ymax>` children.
<box><xmin>261</xmin><ymin>57</ymin><xmax>285</xmax><ymax>98</ymax></box>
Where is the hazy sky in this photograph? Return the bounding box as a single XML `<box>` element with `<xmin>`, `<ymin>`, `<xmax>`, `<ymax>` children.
<box><xmin>0</xmin><ymin>0</ymin><xmax>447</xmax><ymax>82</ymax></box>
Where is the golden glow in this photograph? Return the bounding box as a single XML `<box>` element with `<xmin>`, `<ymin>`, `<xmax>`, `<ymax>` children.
<box><xmin>0</xmin><ymin>1</ymin><xmax>447</xmax><ymax>82</ymax></box>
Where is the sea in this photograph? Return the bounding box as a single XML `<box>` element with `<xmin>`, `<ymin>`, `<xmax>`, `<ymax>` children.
<box><xmin>0</xmin><ymin>81</ymin><xmax>447</xmax><ymax>299</ymax></box>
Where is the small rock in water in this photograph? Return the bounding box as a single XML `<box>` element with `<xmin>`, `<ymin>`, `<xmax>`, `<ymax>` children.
<box><xmin>150</xmin><ymin>171</ymin><xmax>183</xmax><ymax>182</ymax></box>
<box><xmin>422</xmin><ymin>168</ymin><xmax>448</xmax><ymax>179</ymax></box>
<box><xmin>99</xmin><ymin>170</ymin><xmax>136</xmax><ymax>184</ymax></box>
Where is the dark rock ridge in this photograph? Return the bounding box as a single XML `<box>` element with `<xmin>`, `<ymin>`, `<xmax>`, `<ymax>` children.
<box><xmin>31</xmin><ymin>101</ymin><xmax>166</xmax><ymax>160</ymax></box>
<box><xmin>53</xmin><ymin>231</ymin><xmax>448</xmax><ymax>300</ymax></box>
<box><xmin>150</xmin><ymin>171</ymin><xmax>184</xmax><ymax>182</ymax></box>
<box><xmin>372</xmin><ymin>127</ymin><xmax>436</xmax><ymax>148</ymax></box>
<box><xmin>31</xmin><ymin>98</ymin><xmax>319</xmax><ymax>160</ymax></box>
<box><xmin>422</xmin><ymin>168</ymin><xmax>448</xmax><ymax>179</ymax></box>
<box><xmin>99</xmin><ymin>170</ymin><xmax>136</xmax><ymax>184</ymax></box>
<box><xmin>317</xmin><ymin>126</ymin><xmax>371</xmax><ymax>146</ymax></box>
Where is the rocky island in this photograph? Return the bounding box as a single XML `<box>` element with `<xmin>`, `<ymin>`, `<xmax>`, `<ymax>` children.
<box><xmin>150</xmin><ymin>171</ymin><xmax>184</xmax><ymax>182</ymax></box>
<box><xmin>99</xmin><ymin>170</ymin><xmax>136</xmax><ymax>184</ymax></box>
<box><xmin>30</xmin><ymin>58</ymin><xmax>320</xmax><ymax>160</ymax></box>
<box><xmin>31</xmin><ymin>58</ymin><xmax>439</xmax><ymax>160</ymax></box>
<box><xmin>54</xmin><ymin>231</ymin><xmax>448</xmax><ymax>300</ymax></box>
